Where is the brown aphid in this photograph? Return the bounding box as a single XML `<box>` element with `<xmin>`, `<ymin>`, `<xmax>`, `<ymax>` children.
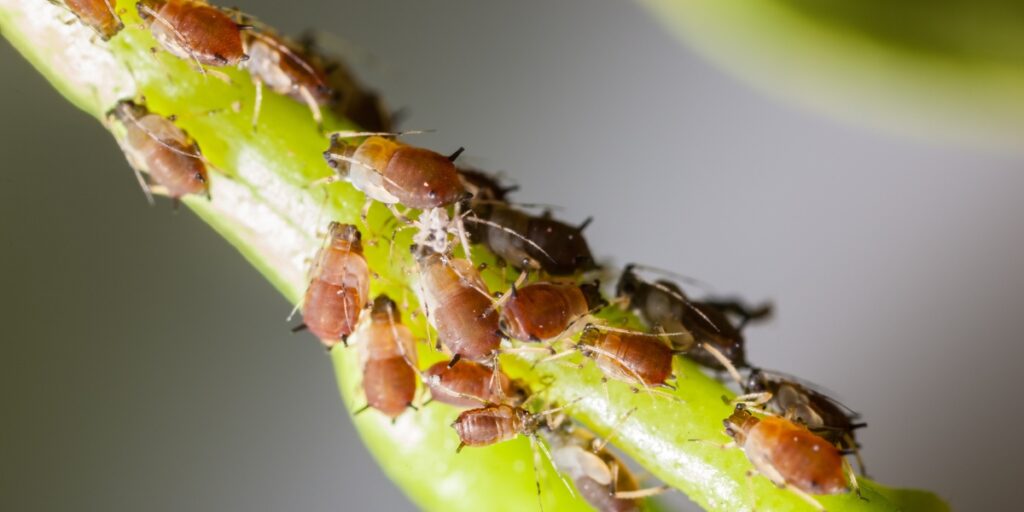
<box><xmin>423</xmin><ymin>359</ymin><xmax>522</xmax><ymax>408</ymax></box>
<box><xmin>323</xmin><ymin>134</ymin><xmax>467</xmax><ymax>210</ymax></box>
<box><xmin>723</xmin><ymin>407</ymin><xmax>858</xmax><ymax>510</ymax></box>
<box><xmin>107</xmin><ymin>100</ymin><xmax>208</xmax><ymax>202</ymax></box>
<box><xmin>243</xmin><ymin>30</ymin><xmax>333</xmax><ymax>128</ymax></box>
<box><xmin>59</xmin><ymin>0</ymin><xmax>123</xmax><ymax>40</ymax></box>
<box><xmin>466</xmin><ymin>203</ymin><xmax>595</xmax><ymax>276</ymax></box>
<box><xmin>137</xmin><ymin>0</ymin><xmax>247</xmax><ymax>67</ymax></box>
<box><xmin>351</xmin><ymin>296</ymin><xmax>418</xmax><ymax>419</ymax></box>
<box><xmin>499</xmin><ymin>282</ymin><xmax>605</xmax><ymax>342</ymax></box>
<box><xmin>415</xmin><ymin>251</ymin><xmax>501</xmax><ymax>363</ymax></box>
<box><xmin>298</xmin><ymin>222</ymin><xmax>370</xmax><ymax>347</ymax></box>
<box><xmin>451</xmin><ymin>403</ymin><xmax>538</xmax><ymax>450</ymax></box>
<box><xmin>743</xmin><ymin>368</ymin><xmax>867</xmax><ymax>474</ymax></box>
<box><xmin>616</xmin><ymin>264</ymin><xmax>771</xmax><ymax>371</ymax></box>
<box><xmin>576</xmin><ymin>326</ymin><xmax>675</xmax><ymax>389</ymax></box>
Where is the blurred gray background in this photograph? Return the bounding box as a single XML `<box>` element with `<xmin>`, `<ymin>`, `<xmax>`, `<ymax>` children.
<box><xmin>2</xmin><ymin>0</ymin><xmax>1021</xmax><ymax>510</ymax></box>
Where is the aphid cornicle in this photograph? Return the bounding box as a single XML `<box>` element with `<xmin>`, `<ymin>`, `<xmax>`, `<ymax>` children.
<box><xmin>616</xmin><ymin>265</ymin><xmax>771</xmax><ymax>371</ymax></box>
<box><xmin>107</xmin><ymin>100</ymin><xmax>208</xmax><ymax>202</ymax></box>
<box><xmin>723</xmin><ymin>406</ymin><xmax>859</xmax><ymax>510</ymax></box>
<box><xmin>136</xmin><ymin>0</ymin><xmax>248</xmax><ymax>67</ymax></box>
<box><xmin>466</xmin><ymin>203</ymin><xmax>595</xmax><ymax>276</ymax></box>
<box><xmin>415</xmin><ymin>250</ymin><xmax>501</xmax><ymax>363</ymax></box>
<box><xmin>323</xmin><ymin>135</ymin><xmax>467</xmax><ymax>210</ymax></box>
<box><xmin>576</xmin><ymin>326</ymin><xmax>675</xmax><ymax>389</ymax></box>
<box><xmin>350</xmin><ymin>296</ymin><xmax>418</xmax><ymax>419</ymax></box>
<box><xmin>298</xmin><ymin>222</ymin><xmax>370</xmax><ymax>347</ymax></box>
<box><xmin>499</xmin><ymin>282</ymin><xmax>604</xmax><ymax>342</ymax></box>
<box><xmin>423</xmin><ymin>359</ymin><xmax>522</xmax><ymax>408</ymax></box>
<box><xmin>59</xmin><ymin>0</ymin><xmax>123</xmax><ymax>40</ymax></box>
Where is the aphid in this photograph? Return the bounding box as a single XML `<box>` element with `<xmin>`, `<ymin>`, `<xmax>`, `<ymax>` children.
<box><xmin>322</xmin><ymin>134</ymin><xmax>467</xmax><ymax>210</ymax></box>
<box><xmin>616</xmin><ymin>264</ymin><xmax>771</xmax><ymax>371</ymax></box>
<box><xmin>499</xmin><ymin>282</ymin><xmax>605</xmax><ymax>342</ymax></box>
<box><xmin>299</xmin><ymin>35</ymin><xmax>393</xmax><ymax>133</ymax></box>
<box><xmin>722</xmin><ymin>406</ymin><xmax>860</xmax><ymax>511</ymax></box>
<box><xmin>296</xmin><ymin>222</ymin><xmax>370</xmax><ymax>347</ymax></box>
<box><xmin>350</xmin><ymin>295</ymin><xmax>418</xmax><ymax>419</ymax></box>
<box><xmin>465</xmin><ymin>203</ymin><xmax>595</xmax><ymax>276</ymax></box>
<box><xmin>136</xmin><ymin>0</ymin><xmax>248</xmax><ymax>67</ymax></box>
<box><xmin>415</xmin><ymin>250</ymin><xmax>501</xmax><ymax>363</ymax></box>
<box><xmin>547</xmin><ymin>426</ymin><xmax>659</xmax><ymax>512</ymax></box>
<box><xmin>57</xmin><ymin>0</ymin><xmax>123</xmax><ymax>40</ymax></box>
<box><xmin>106</xmin><ymin>99</ymin><xmax>208</xmax><ymax>203</ymax></box>
<box><xmin>743</xmin><ymin>368</ymin><xmax>867</xmax><ymax>475</ymax></box>
<box><xmin>458</xmin><ymin>168</ymin><xmax>519</xmax><ymax>205</ymax></box>
<box><xmin>575</xmin><ymin>326</ymin><xmax>676</xmax><ymax>390</ymax></box>
<box><xmin>423</xmin><ymin>359</ymin><xmax>523</xmax><ymax>408</ymax></box>
<box><xmin>243</xmin><ymin>30</ymin><xmax>333</xmax><ymax>129</ymax></box>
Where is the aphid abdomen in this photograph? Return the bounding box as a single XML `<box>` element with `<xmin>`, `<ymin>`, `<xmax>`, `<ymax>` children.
<box><xmin>65</xmin><ymin>0</ymin><xmax>122</xmax><ymax>40</ymax></box>
<box><xmin>452</xmin><ymin>404</ymin><xmax>525</xmax><ymax>448</ymax></box>
<box><xmin>424</xmin><ymin>360</ymin><xmax>513</xmax><ymax>407</ymax></box>
<box><xmin>145</xmin><ymin>143</ymin><xmax>208</xmax><ymax>197</ymax></box>
<box><xmin>431</xmin><ymin>288</ymin><xmax>501</xmax><ymax>361</ymax></box>
<box><xmin>363</xmin><ymin>357</ymin><xmax>418</xmax><ymax>419</ymax></box>
<box><xmin>593</xmin><ymin>333</ymin><xmax>674</xmax><ymax>387</ymax></box>
<box><xmin>116</xmin><ymin>108</ymin><xmax>208</xmax><ymax>198</ymax></box>
<box><xmin>574</xmin><ymin>476</ymin><xmax>640</xmax><ymax>512</ymax></box>
<box><xmin>382</xmin><ymin>146</ymin><xmax>465</xmax><ymax>209</ymax></box>
<box><xmin>143</xmin><ymin>0</ymin><xmax>245</xmax><ymax>67</ymax></box>
<box><xmin>500</xmin><ymin>283</ymin><xmax>588</xmax><ymax>342</ymax></box>
<box><xmin>524</xmin><ymin>217</ymin><xmax>594</xmax><ymax>275</ymax></box>
<box><xmin>302</xmin><ymin>279</ymin><xmax>363</xmax><ymax>345</ymax></box>
<box><xmin>746</xmin><ymin>418</ymin><xmax>848</xmax><ymax>495</ymax></box>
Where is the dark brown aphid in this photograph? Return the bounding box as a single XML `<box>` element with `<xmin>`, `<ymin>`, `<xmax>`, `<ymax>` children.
<box><xmin>107</xmin><ymin>100</ymin><xmax>208</xmax><ymax>202</ymax></box>
<box><xmin>323</xmin><ymin>135</ymin><xmax>467</xmax><ymax>210</ymax></box>
<box><xmin>243</xmin><ymin>30</ymin><xmax>333</xmax><ymax>128</ymax></box>
<box><xmin>466</xmin><ymin>203</ymin><xmax>595</xmax><ymax>276</ymax></box>
<box><xmin>415</xmin><ymin>251</ymin><xmax>501</xmax><ymax>363</ymax></box>
<box><xmin>499</xmin><ymin>282</ymin><xmax>604</xmax><ymax>342</ymax></box>
<box><xmin>297</xmin><ymin>222</ymin><xmax>370</xmax><ymax>347</ymax></box>
<box><xmin>458</xmin><ymin>168</ymin><xmax>519</xmax><ymax>205</ymax></box>
<box><xmin>351</xmin><ymin>295</ymin><xmax>418</xmax><ymax>419</ymax></box>
<box><xmin>423</xmin><ymin>359</ymin><xmax>523</xmax><ymax>408</ymax></box>
<box><xmin>137</xmin><ymin>0</ymin><xmax>247</xmax><ymax>67</ymax></box>
<box><xmin>743</xmin><ymin>368</ymin><xmax>867</xmax><ymax>474</ymax></box>
<box><xmin>576</xmin><ymin>326</ymin><xmax>676</xmax><ymax>389</ymax></box>
<box><xmin>59</xmin><ymin>0</ymin><xmax>123</xmax><ymax>40</ymax></box>
<box><xmin>723</xmin><ymin>407</ymin><xmax>859</xmax><ymax>510</ymax></box>
<box><xmin>616</xmin><ymin>265</ymin><xmax>771</xmax><ymax>371</ymax></box>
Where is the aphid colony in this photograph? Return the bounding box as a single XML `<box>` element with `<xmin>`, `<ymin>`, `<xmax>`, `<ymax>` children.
<box><xmin>85</xmin><ymin>1</ymin><xmax>873</xmax><ymax>509</ymax></box>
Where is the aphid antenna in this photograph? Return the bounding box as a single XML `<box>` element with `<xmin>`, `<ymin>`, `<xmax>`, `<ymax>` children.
<box><xmin>591</xmin><ymin>407</ymin><xmax>636</xmax><ymax>453</ymax></box>
<box><xmin>117</xmin><ymin>108</ymin><xmax>208</xmax><ymax>162</ymax></box>
<box><xmin>700</xmin><ymin>342</ymin><xmax>746</xmax><ymax>388</ymax></box>
<box><xmin>591</xmin><ymin>324</ymin><xmax>692</xmax><ymax>341</ymax></box>
<box><xmin>625</xmin><ymin>263</ymin><xmax>714</xmax><ymax>291</ymax></box>
<box><xmin>644</xmin><ymin>279</ymin><xmax>721</xmax><ymax>334</ymax></box>
<box><xmin>328</xmin><ymin>129</ymin><xmax>432</xmax><ymax>140</ymax></box>
<box><xmin>136</xmin><ymin>1</ymin><xmax>210</xmax><ymax>76</ymax></box>
<box><xmin>108</xmin><ymin>136</ymin><xmax>156</xmax><ymax>205</ymax></box>
<box><xmin>463</xmin><ymin>214</ymin><xmax>556</xmax><ymax>263</ymax></box>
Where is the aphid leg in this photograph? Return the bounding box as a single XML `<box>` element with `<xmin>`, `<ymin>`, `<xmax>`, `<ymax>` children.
<box><xmin>385</xmin><ymin>203</ymin><xmax>412</xmax><ymax>225</ymax></box>
<box><xmin>687</xmin><ymin>438</ymin><xmax>737</xmax><ymax>450</ymax></box>
<box><xmin>614</xmin><ymin>485</ymin><xmax>671</xmax><ymax>500</ymax></box>
<box><xmin>328</xmin><ymin>129</ymin><xmax>431</xmax><ymax>139</ymax></box>
<box><xmin>843</xmin><ymin>458</ymin><xmax>867</xmax><ymax>501</ymax></box>
<box><xmin>844</xmin><ymin>432</ymin><xmax>869</xmax><ymax>477</ymax></box>
<box><xmin>732</xmin><ymin>392</ymin><xmax>773</xmax><ymax>408</ymax></box>
<box><xmin>700</xmin><ymin>342</ymin><xmax>745</xmax><ymax>388</ymax></box>
<box><xmin>591</xmin><ymin>407</ymin><xmax>636</xmax><ymax>453</ymax></box>
<box><xmin>527</xmin><ymin>436</ymin><xmax>546</xmax><ymax>512</ymax></box>
<box><xmin>251</xmin><ymin>78</ymin><xmax>264</xmax><ymax>129</ymax></box>
<box><xmin>297</xmin><ymin>85</ymin><xmax>324</xmax><ymax>133</ymax></box>
<box><xmin>352</xmin><ymin>404</ymin><xmax>371</xmax><ymax>416</ymax></box>
<box><xmin>290</xmin><ymin>323</ymin><xmax>309</xmax><ymax>333</ymax></box>
<box><xmin>745</xmin><ymin>470</ymin><xmax>758</xmax><ymax>512</ymax></box>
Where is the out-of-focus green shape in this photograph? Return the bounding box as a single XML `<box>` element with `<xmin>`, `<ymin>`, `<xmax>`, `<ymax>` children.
<box><xmin>641</xmin><ymin>0</ymin><xmax>1024</xmax><ymax>151</ymax></box>
<box><xmin>0</xmin><ymin>0</ymin><xmax>950</xmax><ymax>509</ymax></box>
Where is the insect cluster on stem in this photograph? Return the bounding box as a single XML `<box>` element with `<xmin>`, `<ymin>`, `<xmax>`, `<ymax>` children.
<box><xmin>85</xmin><ymin>1</ymin><xmax>875</xmax><ymax>509</ymax></box>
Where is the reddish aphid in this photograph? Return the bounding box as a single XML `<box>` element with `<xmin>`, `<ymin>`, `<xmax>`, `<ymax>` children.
<box><xmin>576</xmin><ymin>326</ymin><xmax>676</xmax><ymax>389</ymax></box>
<box><xmin>499</xmin><ymin>282</ymin><xmax>604</xmax><ymax>342</ymax></box>
<box><xmin>452</xmin><ymin>403</ymin><xmax>535</xmax><ymax>450</ymax></box>
<box><xmin>137</xmin><ymin>0</ymin><xmax>248</xmax><ymax>67</ymax></box>
<box><xmin>60</xmin><ymin>0</ymin><xmax>123</xmax><ymax>40</ymax></box>
<box><xmin>350</xmin><ymin>295</ymin><xmax>418</xmax><ymax>419</ymax></box>
<box><xmin>323</xmin><ymin>134</ymin><xmax>467</xmax><ymax>210</ymax></box>
<box><xmin>723</xmin><ymin>406</ymin><xmax>859</xmax><ymax>511</ymax></box>
<box><xmin>423</xmin><ymin>359</ymin><xmax>522</xmax><ymax>408</ymax></box>
<box><xmin>415</xmin><ymin>251</ymin><xmax>501</xmax><ymax>363</ymax></box>
<box><xmin>243</xmin><ymin>30</ymin><xmax>333</xmax><ymax>128</ymax></box>
<box><xmin>107</xmin><ymin>100</ymin><xmax>208</xmax><ymax>203</ymax></box>
<box><xmin>298</xmin><ymin>222</ymin><xmax>370</xmax><ymax>347</ymax></box>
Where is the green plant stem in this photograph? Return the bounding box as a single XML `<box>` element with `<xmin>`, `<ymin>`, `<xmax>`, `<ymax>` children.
<box><xmin>0</xmin><ymin>0</ymin><xmax>949</xmax><ymax>510</ymax></box>
<box><xmin>640</xmin><ymin>0</ymin><xmax>1024</xmax><ymax>152</ymax></box>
